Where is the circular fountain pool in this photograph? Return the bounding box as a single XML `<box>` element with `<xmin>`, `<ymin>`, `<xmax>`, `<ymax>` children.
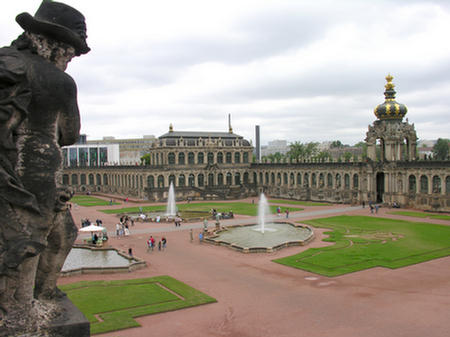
<box><xmin>206</xmin><ymin>222</ymin><xmax>314</xmax><ymax>253</ymax></box>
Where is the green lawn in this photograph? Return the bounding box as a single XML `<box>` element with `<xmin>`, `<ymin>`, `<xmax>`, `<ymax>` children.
<box><xmin>71</xmin><ymin>195</ymin><xmax>120</xmax><ymax>207</ymax></box>
<box><xmin>388</xmin><ymin>210</ymin><xmax>450</xmax><ymax>221</ymax></box>
<box><xmin>269</xmin><ymin>199</ymin><xmax>331</xmax><ymax>206</ymax></box>
<box><xmin>99</xmin><ymin>202</ymin><xmax>303</xmax><ymax>216</ymax></box>
<box><xmin>274</xmin><ymin>215</ymin><xmax>450</xmax><ymax>277</ymax></box>
<box><xmin>59</xmin><ymin>276</ymin><xmax>216</xmax><ymax>335</ymax></box>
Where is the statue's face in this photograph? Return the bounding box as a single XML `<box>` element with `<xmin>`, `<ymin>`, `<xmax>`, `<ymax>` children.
<box><xmin>27</xmin><ymin>33</ymin><xmax>76</xmax><ymax>71</ymax></box>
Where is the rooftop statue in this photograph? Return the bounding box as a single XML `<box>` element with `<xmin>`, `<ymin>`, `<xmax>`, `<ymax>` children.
<box><xmin>0</xmin><ymin>1</ymin><xmax>90</xmax><ymax>334</ymax></box>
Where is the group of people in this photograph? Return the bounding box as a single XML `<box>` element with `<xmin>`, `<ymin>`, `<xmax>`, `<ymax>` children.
<box><xmin>147</xmin><ymin>235</ymin><xmax>167</xmax><ymax>251</ymax></box>
<box><xmin>116</xmin><ymin>216</ymin><xmax>132</xmax><ymax>237</ymax></box>
<box><xmin>276</xmin><ymin>206</ymin><xmax>290</xmax><ymax>218</ymax></box>
<box><xmin>174</xmin><ymin>216</ymin><xmax>182</xmax><ymax>227</ymax></box>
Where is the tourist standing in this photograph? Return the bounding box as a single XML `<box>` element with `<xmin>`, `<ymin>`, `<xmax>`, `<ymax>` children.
<box><xmin>285</xmin><ymin>209</ymin><xmax>289</xmax><ymax>218</ymax></box>
<box><xmin>190</xmin><ymin>229</ymin><xmax>194</xmax><ymax>242</ymax></box>
<box><xmin>162</xmin><ymin>237</ymin><xmax>167</xmax><ymax>249</ymax></box>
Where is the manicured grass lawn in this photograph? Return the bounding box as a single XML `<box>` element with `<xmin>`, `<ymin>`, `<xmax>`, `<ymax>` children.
<box><xmin>99</xmin><ymin>202</ymin><xmax>303</xmax><ymax>216</ymax></box>
<box><xmin>388</xmin><ymin>210</ymin><xmax>450</xmax><ymax>221</ymax></box>
<box><xmin>71</xmin><ymin>195</ymin><xmax>120</xmax><ymax>207</ymax></box>
<box><xmin>269</xmin><ymin>199</ymin><xmax>331</xmax><ymax>206</ymax></box>
<box><xmin>59</xmin><ymin>276</ymin><xmax>216</xmax><ymax>335</ymax></box>
<box><xmin>274</xmin><ymin>215</ymin><xmax>450</xmax><ymax>277</ymax></box>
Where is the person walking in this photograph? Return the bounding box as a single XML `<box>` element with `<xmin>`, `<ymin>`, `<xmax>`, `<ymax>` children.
<box><xmin>162</xmin><ymin>237</ymin><xmax>167</xmax><ymax>249</ymax></box>
<box><xmin>190</xmin><ymin>229</ymin><xmax>194</xmax><ymax>242</ymax></box>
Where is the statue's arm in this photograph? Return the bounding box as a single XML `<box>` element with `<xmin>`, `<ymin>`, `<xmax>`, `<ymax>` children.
<box><xmin>57</xmin><ymin>75</ymin><xmax>80</xmax><ymax>147</ymax></box>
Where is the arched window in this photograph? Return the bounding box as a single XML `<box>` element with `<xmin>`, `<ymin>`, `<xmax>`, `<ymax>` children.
<box><xmin>226</xmin><ymin>172</ymin><xmax>232</xmax><ymax>185</ymax></box>
<box><xmin>290</xmin><ymin>173</ymin><xmax>295</xmax><ymax>185</ymax></box>
<box><xmin>277</xmin><ymin>173</ymin><xmax>281</xmax><ymax>186</ymax></box>
<box><xmin>297</xmin><ymin>173</ymin><xmax>302</xmax><ymax>186</ymax></box>
<box><xmin>198</xmin><ymin>152</ymin><xmax>204</xmax><ymax>164</ymax></box>
<box><xmin>62</xmin><ymin>174</ymin><xmax>69</xmax><ymax>185</ymax></box>
<box><xmin>266</xmin><ymin>172</ymin><xmax>269</xmax><ymax>184</ymax></box>
<box><xmin>234</xmin><ymin>152</ymin><xmax>241</xmax><ymax>163</ymax></box>
<box><xmin>353</xmin><ymin>174</ymin><xmax>359</xmax><ymax>189</ymax></box>
<box><xmin>71</xmin><ymin>174</ymin><xmax>78</xmax><ymax>185</ymax></box>
<box><xmin>178</xmin><ymin>174</ymin><xmax>185</xmax><ymax>187</ymax></box>
<box><xmin>207</xmin><ymin>152</ymin><xmax>214</xmax><ymax>164</ymax></box>
<box><xmin>311</xmin><ymin>173</ymin><xmax>317</xmax><ymax>187</ymax></box>
<box><xmin>178</xmin><ymin>152</ymin><xmax>185</xmax><ymax>165</ymax></box>
<box><xmin>244</xmin><ymin>172</ymin><xmax>249</xmax><ymax>184</ymax></box>
<box><xmin>319</xmin><ymin>173</ymin><xmax>324</xmax><ymax>188</ymax></box>
<box><xmin>169</xmin><ymin>175</ymin><xmax>175</xmax><ymax>186</ymax></box>
<box><xmin>208</xmin><ymin>173</ymin><xmax>214</xmax><ymax>186</ymax></box>
<box><xmin>80</xmin><ymin>174</ymin><xmax>86</xmax><ymax>185</ymax></box>
<box><xmin>271</xmin><ymin>172</ymin><xmax>275</xmax><ymax>185</ymax></box>
<box><xmin>157</xmin><ymin>175</ymin><xmax>164</xmax><ymax>188</ymax></box>
<box><xmin>156</xmin><ymin>153</ymin><xmax>159</xmax><ymax>165</ymax></box>
<box><xmin>327</xmin><ymin>173</ymin><xmax>333</xmax><ymax>187</ymax></box>
<box><xmin>259</xmin><ymin>172</ymin><xmax>263</xmax><ymax>184</ymax></box>
<box><xmin>283</xmin><ymin>173</ymin><xmax>288</xmax><ymax>185</ymax></box>
<box><xmin>235</xmin><ymin>172</ymin><xmax>241</xmax><ymax>185</ymax></box>
<box><xmin>103</xmin><ymin>174</ymin><xmax>108</xmax><ymax>185</ymax></box>
<box><xmin>188</xmin><ymin>152</ymin><xmax>195</xmax><ymax>164</ymax></box>
<box><xmin>243</xmin><ymin>152</ymin><xmax>249</xmax><ymax>163</ymax></box>
<box><xmin>188</xmin><ymin>174</ymin><xmax>195</xmax><ymax>187</ymax></box>
<box><xmin>304</xmin><ymin>173</ymin><xmax>309</xmax><ymax>187</ymax></box>
<box><xmin>432</xmin><ymin>176</ymin><xmax>441</xmax><ymax>193</ymax></box>
<box><xmin>218</xmin><ymin>173</ymin><xmax>224</xmax><ymax>186</ymax></box>
<box><xmin>408</xmin><ymin>175</ymin><xmax>416</xmax><ymax>193</ymax></box>
<box><xmin>420</xmin><ymin>175</ymin><xmax>428</xmax><ymax>193</ymax></box>
<box><xmin>147</xmin><ymin>175</ymin><xmax>154</xmax><ymax>188</ymax></box>
<box><xmin>344</xmin><ymin>174</ymin><xmax>350</xmax><ymax>189</ymax></box>
<box><xmin>198</xmin><ymin>174</ymin><xmax>204</xmax><ymax>187</ymax></box>
<box><xmin>217</xmin><ymin>152</ymin><xmax>223</xmax><ymax>163</ymax></box>
<box><xmin>168</xmin><ymin>152</ymin><xmax>175</xmax><ymax>165</ymax></box>
<box><xmin>96</xmin><ymin>174</ymin><xmax>101</xmax><ymax>185</ymax></box>
<box><xmin>226</xmin><ymin>152</ymin><xmax>232</xmax><ymax>164</ymax></box>
<box><xmin>446</xmin><ymin>176</ymin><xmax>450</xmax><ymax>195</ymax></box>
<box><xmin>335</xmin><ymin>174</ymin><xmax>341</xmax><ymax>189</ymax></box>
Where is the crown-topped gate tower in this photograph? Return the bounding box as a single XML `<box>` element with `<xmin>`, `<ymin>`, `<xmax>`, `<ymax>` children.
<box><xmin>366</xmin><ymin>74</ymin><xmax>417</xmax><ymax>162</ymax></box>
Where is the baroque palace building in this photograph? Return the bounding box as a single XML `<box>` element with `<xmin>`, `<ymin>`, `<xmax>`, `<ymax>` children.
<box><xmin>62</xmin><ymin>75</ymin><xmax>450</xmax><ymax>211</ymax></box>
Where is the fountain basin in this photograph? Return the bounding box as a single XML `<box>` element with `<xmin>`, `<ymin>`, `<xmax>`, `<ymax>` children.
<box><xmin>60</xmin><ymin>245</ymin><xmax>146</xmax><ymax>276</ymax></box>
<box><xmin>205</xmin><ymin>222</ymin><xmax>314</xmax><ymax>253</ymax></box>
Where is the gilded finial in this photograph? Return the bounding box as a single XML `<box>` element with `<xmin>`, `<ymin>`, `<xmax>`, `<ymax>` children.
<box><xmin>385</xmin><ymin>73</ymin><xmax>395</xmax><ymax>91</ymax></box>
<box><xmin>169</xmin><ymin>123</ymin><xmax>173</xmax><ymax>132</ymax></box>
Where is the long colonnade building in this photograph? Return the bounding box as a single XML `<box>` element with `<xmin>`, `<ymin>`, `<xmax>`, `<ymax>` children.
<box><xmin>62</xmin><ymin>76</ymin><xmax>450</xmax><ymax>211</ymax></box>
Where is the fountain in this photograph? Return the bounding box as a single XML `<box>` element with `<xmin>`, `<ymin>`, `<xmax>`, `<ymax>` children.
<box><xmin>254</xmin><ymin>193</ymin><xmax>276</xmax><ymax>233</ymax></box>
<box><xmin>166</xmin><ymin>181</ymin><xmax>177</xmax><ymax>217</ymax></box>
<box><xmin>61</xmin><ymin>246</ymin><xmax>146</xmax><ymax>276</ymax></box>
<box><xmin>205</xmin><ymin>193</ymin><xmax>314</xmax><ymax>253</ymax></box>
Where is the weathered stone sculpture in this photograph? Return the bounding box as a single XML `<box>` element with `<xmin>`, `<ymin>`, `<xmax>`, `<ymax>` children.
<box><xmin>0</xmin><ymin>1</ymin><xmax>90</xmax><ymax>335</ymax></box>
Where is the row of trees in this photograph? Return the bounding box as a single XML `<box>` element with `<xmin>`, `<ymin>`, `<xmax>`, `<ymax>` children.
<box><xmin>261</xmin><ymin>141</ymin><xmax>366</xmax><ymax>163</ymax></box>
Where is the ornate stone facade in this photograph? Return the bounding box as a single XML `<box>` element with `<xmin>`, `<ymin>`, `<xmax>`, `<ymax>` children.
<box><xmin>62</xmin><ymin>76</ymin><xmax>450</xmax><ymax>211</ymax></box>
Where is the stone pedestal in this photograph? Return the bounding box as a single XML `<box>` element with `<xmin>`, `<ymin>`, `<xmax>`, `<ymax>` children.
<box><xmin>46</xmin><ymin>297</ymin><xmax>90</xmax><ymax>337</ymax></box>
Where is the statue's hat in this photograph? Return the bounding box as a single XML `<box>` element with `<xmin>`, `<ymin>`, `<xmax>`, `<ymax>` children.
<box><xmin>15</xmin><ymin>0</ymin><xmax>90</xmax><ymax>55</ymax></box>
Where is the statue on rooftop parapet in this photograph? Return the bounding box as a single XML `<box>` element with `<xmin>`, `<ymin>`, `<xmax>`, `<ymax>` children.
<box><xmin>0</xmin><ymin>1</ymin><xmax>90</xmax><ymax>335</ymax></box>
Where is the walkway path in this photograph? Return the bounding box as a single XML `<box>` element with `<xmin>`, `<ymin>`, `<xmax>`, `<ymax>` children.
<box><xmin>61</xmin><ymin>198</ymin><xmax>450</xmax><ymax>337</ymax></box>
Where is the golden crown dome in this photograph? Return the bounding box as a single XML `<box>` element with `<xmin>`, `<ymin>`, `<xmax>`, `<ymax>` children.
<box><xmin>374</xmin><ymin>74</ymin><xmax>407</xmax><ymax>120</ymax></box>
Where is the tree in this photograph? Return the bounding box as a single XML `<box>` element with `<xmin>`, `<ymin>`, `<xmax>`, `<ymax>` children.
<box><xmin>287</xmin><ymin>141</ymin><xmax>305</xmax><ymax>161</ymax></box>
<box><xmin>141</xmin><ymin>153</ymin><xmax>151</xmax><ymax>165</ymax></box>
<box><xmin>330</xmin><ymin>140</ymin><xmax>344</xmax><ymax>148</ymax></box>
<box><xmin>432</xmin><ymin>138</ymin><xmax>449</xmax><ymax>160</ymax></box>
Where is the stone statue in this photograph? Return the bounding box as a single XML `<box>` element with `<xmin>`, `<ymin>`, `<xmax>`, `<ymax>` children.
<box><xmin>0</xmin><ymin>1</ymin><xmax>90</xmax><ymax>335</ymax></box>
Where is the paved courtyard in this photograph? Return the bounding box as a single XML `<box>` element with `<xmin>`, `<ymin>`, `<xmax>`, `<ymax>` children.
<box><xmin>59</xmin><ymin>198</ymin><xmax>450</xmax><ymax>337</ymax></box>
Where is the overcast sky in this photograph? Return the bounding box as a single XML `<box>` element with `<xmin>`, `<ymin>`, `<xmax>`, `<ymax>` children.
<box><xmin>1</xmin><ymin>0</ymin><xmax>449</xmax><ymax>146</ymax></box>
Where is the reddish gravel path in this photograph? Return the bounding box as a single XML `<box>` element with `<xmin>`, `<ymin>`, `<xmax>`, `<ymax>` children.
<box><xmin>58</xmin><ymin>197</ymin><xmax>450</xmax><ymax>337</ymax></box>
